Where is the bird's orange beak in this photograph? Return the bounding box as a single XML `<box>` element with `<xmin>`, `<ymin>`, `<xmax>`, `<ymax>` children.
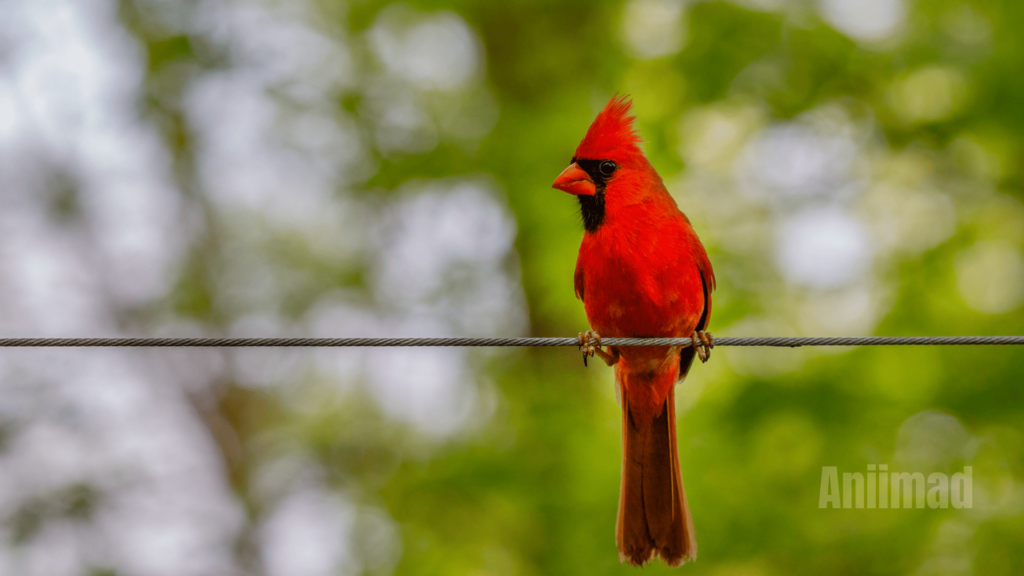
<box><xmin>552</xmin><ymin>163</ymin><xmax>596</xmax><ymax>196</ymax></box>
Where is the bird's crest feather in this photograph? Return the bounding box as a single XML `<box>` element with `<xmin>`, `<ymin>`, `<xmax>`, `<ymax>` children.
<box><xmin>575</xmin><ymin>95</ymin><xmax>643</xmax><ymax>160</ymax></box>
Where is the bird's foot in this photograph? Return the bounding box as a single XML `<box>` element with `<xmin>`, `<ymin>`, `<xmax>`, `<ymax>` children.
<box><xmin>691</xmin><ymin>330</ymin><xmax>714</xmax><ymax>363</ymax></box>
<box><xmin>578</xmin><ymin>330</ymin><xmax>619</xmax><ymax>367</ymax></box>
<box><xmin>578</xmin><ymin>330</ymin><xmax>599</xmax><ymax>367</ymax></box>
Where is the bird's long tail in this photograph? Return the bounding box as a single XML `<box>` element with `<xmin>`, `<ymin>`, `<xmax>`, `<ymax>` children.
<box><xmin>615</xmin><ymin>372</ymin><xmax>696</xmax><ymax>566</ymax></box>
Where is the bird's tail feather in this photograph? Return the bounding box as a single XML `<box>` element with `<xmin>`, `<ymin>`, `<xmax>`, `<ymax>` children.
<box><xmin>616</xmin><ymin>384</ymin><xmax>696</xmax><ymax>566</ymax></box>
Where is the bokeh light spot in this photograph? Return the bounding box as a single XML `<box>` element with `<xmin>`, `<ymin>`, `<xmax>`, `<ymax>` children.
<box><xmin>956</xmin><ymin>241</ymin><xmax>1024</xmax><ymax>314</ymax></box>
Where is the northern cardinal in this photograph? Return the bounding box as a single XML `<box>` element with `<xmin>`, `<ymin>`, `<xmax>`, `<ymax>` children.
<box><xmin>552</xmin><ymin>96</ymin><xmax>715</xmax><ymax>566</ymax></box>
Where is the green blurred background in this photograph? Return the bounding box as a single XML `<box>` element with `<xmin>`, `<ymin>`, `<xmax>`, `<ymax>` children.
<box><xmin>1</xmin><ymin>0</ymin><xmax>1023</xmax><ymax>574</ymax></box>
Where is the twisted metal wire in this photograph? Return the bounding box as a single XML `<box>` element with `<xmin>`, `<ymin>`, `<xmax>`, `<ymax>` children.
<box><xmin>1</xmin><ymin>336</ymin><xmax>1023</xmax><ymax>348</ymax></box>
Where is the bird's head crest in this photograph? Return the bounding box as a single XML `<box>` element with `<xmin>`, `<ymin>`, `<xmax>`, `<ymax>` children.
<box><xmin>573</xmin><ymin>95</ymin><xmax>643</xmax><ymax>161</ymax></box>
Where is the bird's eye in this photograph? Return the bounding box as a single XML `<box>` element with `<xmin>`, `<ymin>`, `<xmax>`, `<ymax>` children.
<box><xmin>599</xmin><ymin>160</ymin><xmax>617</xmax><ymax>176</ymax></box>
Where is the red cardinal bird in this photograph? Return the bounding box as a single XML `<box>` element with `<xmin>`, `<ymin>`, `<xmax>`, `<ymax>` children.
<box><xmin>552</xmin><ymin>96</ymin><xmax>715</xmax><ymax>567</ymax></box>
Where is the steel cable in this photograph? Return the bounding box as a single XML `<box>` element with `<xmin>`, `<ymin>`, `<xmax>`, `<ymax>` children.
<box><xmin>1</xmin><ymin>336</ymin><xmax>1023</xmax><ymax>347</ymax></box>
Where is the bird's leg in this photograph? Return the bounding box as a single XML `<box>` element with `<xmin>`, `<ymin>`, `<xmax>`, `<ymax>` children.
<box><xmin>578</xmin><ymin>330</ymin><xmax>619</xmax><ymax>367</ymax></box>
<box><xmin>691</xmin><ymin>330</ymin><xmax>715</xmax><ymax>363</ymax></box>
<box><xmin>595</xmin><ymin>342</ymin><xmax>619</xmax><ymax>367</ymax></box>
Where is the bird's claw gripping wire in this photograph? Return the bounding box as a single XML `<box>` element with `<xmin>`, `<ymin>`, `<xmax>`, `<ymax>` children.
<box><xmin>691</xmin><ymin>330</ymin><xmax>714</xmax><ymax>363</ymax></box>
<box><xmin>578</xmin><ymin>330</ymin><xmax>619</xmax><ymax>367</ymax></box>
<box><xmin>578</xmin><ymin>330</ymin><xmax>600</xmax><ymax>366</ymax></box>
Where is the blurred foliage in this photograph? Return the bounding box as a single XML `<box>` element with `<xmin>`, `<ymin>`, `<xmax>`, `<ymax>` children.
<box><xmin>76</xmin><ymin>0</ymin><xmax>1024</xmax><ymax>574</ymax></box>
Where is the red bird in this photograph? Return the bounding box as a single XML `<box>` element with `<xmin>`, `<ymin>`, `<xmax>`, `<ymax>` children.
<box><xmin>552</xmin><ymin>96</ymin><xmax>715</xmax><ymax>567</ymax></box>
